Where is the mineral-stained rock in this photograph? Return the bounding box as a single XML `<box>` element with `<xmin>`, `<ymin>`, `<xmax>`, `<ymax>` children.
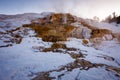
<box><xmin>32</xmin><ymin>72</ymin><xmax>52</xmax><ymax>80</ymax></box>
<box><xmin>91</xmin><ymin>29</ymin><xmax>112</xmax><ymax>38</ymax></box>
<box><xmin>106</xmin><ymin>66</ymin><xmax>120</xmax><ymax>77</ymax></box>
<box><xmin>69</xmin><ymin>27</ymin><xmax>82</xmax><ymax>38</ymax></box>
<box><xmin>69</xmin><ymin>26</ymin><xmax>92</xmax><ymax>39</ymax></box>
<box><xmin>50</xmin><ymin>13</ymin><xmax>76</xmax><ymax>24</ymax></box>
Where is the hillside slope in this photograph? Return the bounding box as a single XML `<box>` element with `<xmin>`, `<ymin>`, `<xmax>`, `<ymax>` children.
<box><xmin>0</xmin><ymin>13</ymin><xmax>120</xmax><ymax>80</ymax></box>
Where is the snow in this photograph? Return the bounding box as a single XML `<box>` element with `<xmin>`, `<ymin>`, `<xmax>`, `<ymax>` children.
<box><xmin>1</xmin><ymin>33</ymin><xmax>119</xmax><ymax>80</ymax></box>
<box><xmin>95</xmin><ymin>39</ymin><xmax>120</xmax><ymax>66</ymax></box>
<box><xmin>0</xmin><ymin>12</ymin><xmax>52</xmax><ymax>31</ymax></box>
<box><xmin>50</xmin><ymin>67</ymin><xmax>119</xmax><ymax>80</ymax></box>
<box><xmin>0</xmin><ymin>40</ymin><xmax>6</xmax><ymax>46</ymax></box>
<box><xmin>102</xmin><ymin>34</ymin><xmax>113</xmax><ymax>40</ymax></box>
<box><xmin>96</xmin><ymin>22</ymin><xmax>120</xmax><ymax>33</ymax></box>
<box><xmin>0</xmin><ymin>21</ymin><xmax>7</xmax><ymax>26</ymax></box>
<box><xmin>0</xmin><ymin>37</ymin><xmax>74</xmax><ymax>80</ymax></box>
<box><xmin>0</xmin><ymin>27</ymin><xmax>74</xmax><ymax>80</ymax></box>
<box><xmin>0</xmin><ymin>34</ymin><xmax>120</xmax><ymax>80</ymax></box>
<box><xmin>65</xmin><ymin>38</ymin><xmax>120</xmax><ymax>67</ymax></box>
<box><xmin>76</xmin><ymin>67</ymin><xmax>119</xmax><ymax>80</ymax></box>
<box><xmin>3</xmin><ymin>19</ymin><xmax>31</xmax><ymax>28</ymax></box>
<box><xmin>86</xmin><ymin>19</ymin><xmax>120</xmax><ymax>33</ymax></box>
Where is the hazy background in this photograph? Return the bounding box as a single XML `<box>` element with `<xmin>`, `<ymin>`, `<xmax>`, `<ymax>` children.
<box><xmin>0</xmin><ymin>0</ymin><xmax>120</xmax><ymax>20</ymax></box>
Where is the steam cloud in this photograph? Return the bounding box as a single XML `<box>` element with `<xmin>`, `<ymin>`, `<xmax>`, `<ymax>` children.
<box><xmin>48</xmin><ymin>0</ymin><xmax>120</xmax><ymax>20</ymax></box>
<box><xmin>49</xmin><ymin>0</ymin><xmax>77</xmax><ymax>13</ymax></box>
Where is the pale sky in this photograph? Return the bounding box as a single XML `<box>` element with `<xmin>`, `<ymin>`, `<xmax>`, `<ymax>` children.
<box><xmin>0</xmin><ymin>0</ymin><xmax>120</xmax><ymax>20</ymax></box>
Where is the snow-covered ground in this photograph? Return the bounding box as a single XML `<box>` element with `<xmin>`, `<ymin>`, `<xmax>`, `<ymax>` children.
<box><xmin>0</xmin><ymin>37</ymin><xmax>120</xmax><ymax>80</ymax></box>
<box><xmin>96</xmin><ymin>39</ymin><xmax>120</xmax><ymax>66</ymax></box>
<box><xmin>0</xmin><ymin>13</ymin><xmax>120</xmax><ymax>80</ymax></box>
<box><xmin>0</xmin><ymin>12</ymin><xmax>52</xmax><ymax>31</ymax></box>
<box><xmin>66</xmin><ymin>38</ymin><xmax>120</xmax><ymax>67</ymax></box>
<box><xmin>0</xmin><ymin>36</ymin><xmax>74</xmax><ymax>80</ymax></box>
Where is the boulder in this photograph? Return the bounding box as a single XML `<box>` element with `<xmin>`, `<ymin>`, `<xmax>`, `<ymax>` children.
<box><xmin>81</xmin><ymin>27</ymin><xmax>92</xmax><ymax>39</ymax></box>
<box><xmin>69</xmin><ymin>26</ymin><xmax>92</xmax><ymax>39</ymax></box>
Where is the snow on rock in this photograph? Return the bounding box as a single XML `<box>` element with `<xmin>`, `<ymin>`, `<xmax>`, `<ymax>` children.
<box><xmin>85</xmin><ymin>19</ymin><xmax>120</xmax><ymax>33</ymax></box>
<box><xmin>73</xmin><ymin>67</ymin><xmax>115</xmax><ymax>80</ymax></box>
<box><xmin>0</xmin><ymin>36</ymin><xmax>120</xmax><ymax>80</ymax></box>
<box><xmin>0</xmin><ymin>12</ymin><xmax>53</xmax><ymax>31</ymax></box>
<box><xmin>96</xmin><ymin>22</ymin><xmax>120</xmax><ymax>33</ymax></box>
<box><xmin>102</xmin><ymin>34</ymin><xmax>113</xmax><ymax>41</ymax></box>
<box><xmin>95</xmin><ymin>39</ymin><xmax>120</xmax><ymax>66</ymax></box>
<box><xmin>65</xmin><ymin>38</ymin><xmax>120</xmax><ymax>67</ymax></box>
<box><xmin>47</xmin><ymin>38</ymin><xmax>120</xmax><ymax>80</ymax></box>
<box><xmin>50</xmin><ymin>67</ymin><xmax>119</xmax><ymax>80</ymax></box>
